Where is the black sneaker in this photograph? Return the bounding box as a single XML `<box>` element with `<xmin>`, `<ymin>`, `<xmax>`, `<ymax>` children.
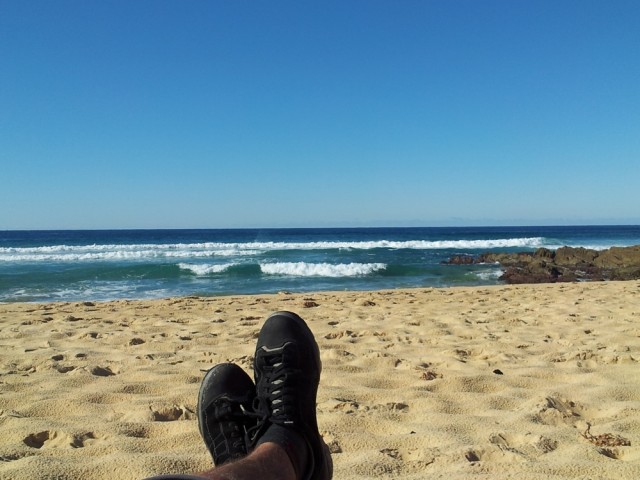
<box><xmin>251</xmin><ymin>311</ymin><xmax>333</xmax><ymax>480</ymax></box>
<box><xmin>197</xmin><ymin>363</ymin><xmax>256</xmax><ymax>466</ymax></box>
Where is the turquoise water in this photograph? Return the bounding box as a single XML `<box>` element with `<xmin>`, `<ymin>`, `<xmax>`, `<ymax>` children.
<box><xmin>1</xmin><ymin>226</ymin><xmax>639</xmax><ymax>302</ymax></box>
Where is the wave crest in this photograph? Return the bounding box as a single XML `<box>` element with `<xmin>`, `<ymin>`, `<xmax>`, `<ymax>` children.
<box><xmin>260</xmin><ymin>262</ymin><xmax>386</xmax><ymax>277</ymax></box>
<box><xmin>178</xmin><ymin>263</ymin><xmax>235</xmax><ymax>275</ymax></box>
<box><xmin>0</xmin><ymin>237</ymin><xmax>547</xmax><ymax>263</ymax></box>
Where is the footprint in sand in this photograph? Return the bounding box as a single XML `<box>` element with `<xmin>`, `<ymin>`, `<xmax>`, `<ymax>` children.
<box><xmin>23</xmin><ymin>430</ymin><xmax>106</xmax><ymax>449</ymax></box>
<box><xmin>464</xmin><ymin>446</ymin><xmax>521</xmax><ymax>463</ymax></box>
<box><xmin>536</xmin><ymin>395</ymin><xmax>590</xmax><ymax>427</ymax></box>
<box><xmin>380</xmin><ymin>448</ymin><xmax>401</xmax><ymax>459</ymax></box>
<box><xmin>116</xmin><ymin>424</ymin><xmax>151</xmax><ymax>439</ymax></box>
<box><xmin>329</xmin><ymin>398</ymin><xmax>363</xmax><ymax>414</ymax></box>
<box><xmin>324</xmin><ymin>330</ymin><xmax>357</xmax><ymax>340</ymax></box>
<box><xmin>489</xmin><ymin>432</ymin><xmax>558</xmax><ymax>458</ymax></box>
<box><xmin>596</xmin><ymin>446</ymin><xmax>640</xmax><ymax>461</ymax></box>
<box><xmin>375</xmin><ymin>402</ymin><xmax>409</xmax><ymax>413</ymax></box>
<box><xmin>150</xmin><ymin>404</ymin><xmax>194</xmax><ymax>421</ymax></box>
<box><xmin>80</xmin><ymin>332</ymin><xmax>101</xmax><ymax>339</ymax></box>
<box><xmin>320</xmin><ymin>431</ymin><xmax>342</xmax><ymax>453</ymax></box>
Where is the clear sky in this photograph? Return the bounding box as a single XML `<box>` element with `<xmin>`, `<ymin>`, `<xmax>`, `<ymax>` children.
<box><xmin>1</xmin><ymin>0</ymin><xmax>639</xmax><ymax>229</ymax></box>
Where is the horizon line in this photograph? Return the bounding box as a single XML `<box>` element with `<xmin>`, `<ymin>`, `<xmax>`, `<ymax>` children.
<box><xmin>2</xmin><ymin>223</ymin><xmax>640</xmax><ymax>233</ymax></box>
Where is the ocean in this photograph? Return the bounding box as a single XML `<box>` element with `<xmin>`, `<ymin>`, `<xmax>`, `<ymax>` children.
<box><xmin>1</xmin><ymin>226</ymin><xmax>639</xmax><ymax>303</ymax></box>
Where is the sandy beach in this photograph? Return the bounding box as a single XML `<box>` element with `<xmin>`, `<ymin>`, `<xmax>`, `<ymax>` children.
<box><xmin>1</xmin><ymin>281</ymin><xmax>639</xmax><ymax>479</ymax></box>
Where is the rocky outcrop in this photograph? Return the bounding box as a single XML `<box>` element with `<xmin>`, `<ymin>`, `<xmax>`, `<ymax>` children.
<box><xmin>444</xmin><ymin>245</ymin><xmax>640</xmax><ymax>284</ymax></box>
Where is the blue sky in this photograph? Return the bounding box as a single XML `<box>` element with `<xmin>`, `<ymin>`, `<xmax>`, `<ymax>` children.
<box><xmin>1</xmin><ymin>0</ymin><xmax>639</xmax><ymax>229</ymax></box>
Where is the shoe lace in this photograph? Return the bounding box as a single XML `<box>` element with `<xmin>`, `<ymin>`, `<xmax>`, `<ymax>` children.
<box><xmin>209</xmin><ymin>399</ymin><xmax>250</xmax><ymax>461</ymax></box>
<box><xmin>246</xmin><ymin>345</ymin><xmax>300</xmax><ymax>446</ymax></box>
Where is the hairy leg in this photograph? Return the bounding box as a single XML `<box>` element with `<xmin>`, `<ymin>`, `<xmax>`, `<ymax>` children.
<box><xmin>198</xmin><ymin>443</ymin><xmax>296</xmax><ymax>480</ymax></box>
<box><xmin>143</xmin><ymin>443</ymin><xmax>296</xmax><ymax>480</ymax></box>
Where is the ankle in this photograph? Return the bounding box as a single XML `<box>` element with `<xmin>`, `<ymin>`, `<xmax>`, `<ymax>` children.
<box><xmin>256</xmin><ymin>424</ymin><xmax>309</xmax><ymax>479</ymax></box>
<box><xmin>253</xmin><ymin>442</ymin><xmax>298</xmax><ymax>480</ymax></box>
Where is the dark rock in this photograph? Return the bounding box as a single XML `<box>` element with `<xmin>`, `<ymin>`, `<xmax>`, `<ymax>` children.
<box><xmin>554</xmin><ymin>246</ymin><xmax>598</xmax><ymax>266</ymax></box>
<box><xmin>91</xmin><ymin>366</ymin><xmax>115</xmax><ymax>377</ymax></box>
<box><xmin>595</xmin><ymin>245</ymin><xmax>640</xmax><ymax>268</ymax></box>
<box><xmin>443</xmin><ymin>254</ymin><xmax>476</xmax><ymax>265</ymax></box>
<box><xmin>444</xmin><ymin>245</ymin><xmax>640</xmax><ymax>284</ymax></box>
<box><xmin>534</xmin><ymin>248</ymin><xmax>554</xmax><ymax>259</ymax></box>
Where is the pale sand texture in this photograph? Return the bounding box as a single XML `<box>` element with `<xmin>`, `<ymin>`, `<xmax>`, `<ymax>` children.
<box><xmin>1</xmin><ymin>281</ymin><xmax>640</xmax><ymax>480</ymax></box>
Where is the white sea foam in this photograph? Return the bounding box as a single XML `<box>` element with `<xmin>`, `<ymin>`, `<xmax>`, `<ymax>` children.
<box><xmin>260</xmin><ymin>262</ymin><xmax>386</xmax><ymax>277</ymax></box>
<box><xmin>0</xmin><ymin>237</ymin><xmax>548</xmax><ymax>263</ymax></box>
<box><xmin>475</xmin><ymin>269</ymin><xmax>504</xmax><ymax>281</ymax></box>
<box><xmin>2</xmin><ymin>283</ymin><xmax>146</xmax><ymax>303</ymax></box>
<box><xmin>210</xmin><ymin>237</ymin><xmax>546</xmax><ymax>251</ymax></box>
<box><xmin>0</xmin><ymin>246</ymin><xmax>258</xmax><ymax>262</ymax></box>
<box><xmin>178</xmin><ymin>263</ymin><xmax>235</xmax><ymax>275</ymax></box>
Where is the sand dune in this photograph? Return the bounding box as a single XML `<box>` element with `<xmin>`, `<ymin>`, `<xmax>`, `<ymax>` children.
<box><xmin>1</xmin><ymin>281</ymin><xmax>639</xmax><ymax>479</ymax></box>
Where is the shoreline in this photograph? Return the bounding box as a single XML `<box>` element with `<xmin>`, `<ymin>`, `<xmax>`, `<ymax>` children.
<box><xmin>2</xmin><ymin>275</ymin><xmax>640</xmax><ymax>306</ymax></box>
<box><xmin>1</xmin><ymin>281</ymin><xmax>639</xmax><ymax>479</ymax></box>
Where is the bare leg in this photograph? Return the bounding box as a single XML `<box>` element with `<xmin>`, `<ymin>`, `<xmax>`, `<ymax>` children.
<box><xmin>143</xmin><ymin>443</ymin><xmax>296</xmax><ymax>480</ymax></box>
<box><xmin>198</xmin><ymin>443</ymin><xmax>296</xmax><ymax>480</ymax></box>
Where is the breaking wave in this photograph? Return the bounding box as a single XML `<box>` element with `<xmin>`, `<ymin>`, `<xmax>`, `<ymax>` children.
<box><xmin>0</xmin><ymin>237</ymin><xmax>546</xmax><ymax>263</ymax></box>
<box><xmin>260</xmin><ymin>262</ymin><xmax>387</xmax><ymax>277</ymax></box>
<box><xmin>178</xmin><ymin>263</ymin><xmax>236</xmax><ymax>275</ymax></box>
